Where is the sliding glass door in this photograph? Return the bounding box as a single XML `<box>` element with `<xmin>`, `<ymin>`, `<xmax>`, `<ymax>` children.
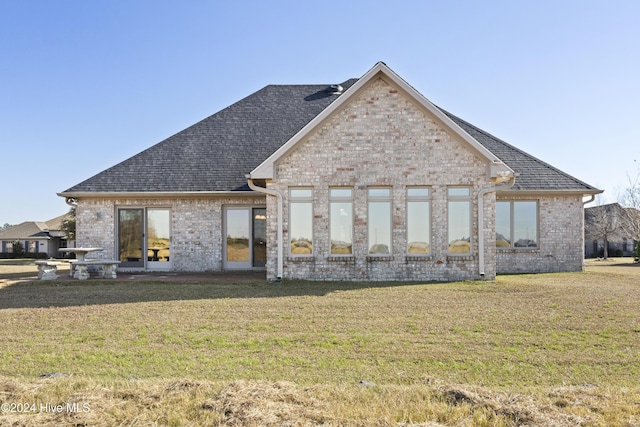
<box><xmin>147</xmin><ymin>209</ymin><xmax>171</xmax><ymax>270</ymax></box>
<box><xmin>224</xmin><ymin>206</ymin><xmax>266</xmax><ymax>270</ymax></box>
<box><xmin>118</xmin><ymin>208</ymin><xmax>171</xmax><ymax>270</ymax></box>
<box><xmin>118</xmin><ymin>209</ymin><xmax>144</xmax><ymax>268</ymax></box>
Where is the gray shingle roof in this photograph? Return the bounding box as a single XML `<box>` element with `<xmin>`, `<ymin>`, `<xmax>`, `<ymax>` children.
<box><xmin>63</xmin><ymin>80</ymin><xmax>358</xmax><ymax>193</ymax></box>
<box><xmin>0</xmin><ymin>222</ymin><xmax>50</xmax><ymax>240</ymax></box>
<box><xmin>62</xmin><ymin>78</ymin><xmax>599</xmax><ymax>194</ymax></box>
<box><xmin>441</xmin><ymin>110</ymin><xmax>599</xmax><ymax>192</ymax></box>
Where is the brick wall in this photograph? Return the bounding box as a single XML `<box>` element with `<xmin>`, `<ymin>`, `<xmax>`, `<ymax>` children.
<box><xmin>496</xmin><ymin>195</ymin><xmax>585</xmax><ymax>273</ymax></box>
<box><xmin>267</xmin><ymin>76</ymin><xmax>497</xmax><ymax>281</ymax></box>
<box><xmin>76</xmin><ymin>195</ymin><xmax>264</xmax><ymax>271</ymax></box>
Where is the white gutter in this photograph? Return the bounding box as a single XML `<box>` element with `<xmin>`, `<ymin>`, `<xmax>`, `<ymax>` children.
<box><xmin>478</xmin><ymin>173</ymin><xmax>517</xmax><ymax>277</ymax></box>
<box><xmin>246</xmin><ymin>178</ymin><xmax>283</xmax><ymax>280</ymax></box>
<box><xmin>57</xmin><ymin>190</ymin><xmax>255</xmax><ymax>198</ymax></box>
<box><xmin>582</xmin><ymin>194</ymin><xmax>596</xmax><ymax>205</ymax></box>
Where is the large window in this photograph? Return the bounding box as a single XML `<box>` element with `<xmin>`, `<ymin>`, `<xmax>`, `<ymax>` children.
<box><xmin>290</xmin><ymin>188</ymin><xmax>313</xmax><ymax>256</ymax></box>
<box><xmin>496</xmin><ymin>201</ymin><xmax>538</xmax><ymax>248</ymax></box>
<box><xmin>330</xmin><ymin>188</ymin><xmax>353</xmax><ymax>255</ymax></box>
<box><xmin>407</xmin><ymin>187</ymin><xmax>431</xmax><ymax>255</ymax></box>
<box><xmin>448</xmin><ymin>187</ymin><xmax>471</xmax><ymax>254</ymax></box>
<box><xmin>368</xmin><ymin>188</ymin><xmax>392</xmax><ymax>255</ymax></box>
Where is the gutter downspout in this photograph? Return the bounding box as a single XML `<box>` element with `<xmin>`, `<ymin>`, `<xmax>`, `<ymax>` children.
<box><xmin>247</xmin><ymin>178</ymin><xmax>283</xmax><ymax>280</ymax></box>
<box><xmin>478</xmin><ymin>174</ymin><xmax>517</xmax><ymax>277</ymax></box>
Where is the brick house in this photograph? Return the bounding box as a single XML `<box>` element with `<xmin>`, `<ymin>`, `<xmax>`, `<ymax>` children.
<box><xmin>58</xmin><ymin>62</ymin><xmax>601</xmax><ymax>281</ymax></box>
<box><xmin>584</xmin><ymin>203</ymin><xmax>640</xmax><ymax>258</ymax></box>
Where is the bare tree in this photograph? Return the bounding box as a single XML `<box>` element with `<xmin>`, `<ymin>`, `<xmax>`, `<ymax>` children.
<box><xmin>619</xmin><ymin>169</ymin><xmax>640</xmax><ymax>209</ymax></box>
<box><xmin>585</xmin><ymin>203</ymin><xmax>619</xmax><ymax>259</ymax></box>
<box><xmin>618</xmin><ymin>168</ymin><xmax>640</xmax><ymax>260</ymax></box>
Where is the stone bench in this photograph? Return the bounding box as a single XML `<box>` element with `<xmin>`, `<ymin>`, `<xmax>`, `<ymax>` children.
<box><xmin>35</xmin><ymin>260</ymin><xmax>66</xmax><ymax>280</ymax></box>
<box><xmin>72</xmin><ymin>260</ymin><xmax>121</xmax><ymax>280</ymax></box>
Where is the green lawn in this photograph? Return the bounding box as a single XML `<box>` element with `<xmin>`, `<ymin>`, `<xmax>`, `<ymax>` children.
<box><xmin>0</xmin><ymin>259</ymin><xmax>638</xmax><ymax>426</ymax></box>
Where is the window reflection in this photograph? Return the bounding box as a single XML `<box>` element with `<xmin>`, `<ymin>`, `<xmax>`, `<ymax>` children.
<box><xmin>330</xmin><ymin>188</ymin><xmax>353</xmax><ymax>255</ymax></box>
<box><xmin>514</xmin><ymin>201</ymin><xmax>537</xmax><ymax>247</ymax></box>
<box><xmin>407</xmin><ymin>187</ymin><xmax>430</xmax><ymax>254</ymax></box>
<box><xmin>290</xmin><ymin>202</ymin><xmax>313</xmax><ymax>255</ymax></box>
<box><xmin>147</xmin><ymin>209</ymin><xmax>170</xmax><ymax>262</ymax></box>
<box><xmin>448</xmin><ymin>188</ymin><xmax>471</xmax><ymax>254</ymax></box>
<box><xmin>496</xmin><ymin>201</ymin><xmax>538</xmax><ymax>249</ymax></box>
<box><xmin>226</xmin><ymin>209</ymin><xmax>250</xmax><ymax>262</ymax></box>
<box><xmin>496</xmin><ymin>202</ymin><xmax>511</xmax><ymax>247</ymax></box>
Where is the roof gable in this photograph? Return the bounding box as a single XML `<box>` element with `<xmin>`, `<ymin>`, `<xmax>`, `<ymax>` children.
<box><xmin>250</xmin><ymin>62</ymin><xmax>513</xmax><ymax>180</ymax></box>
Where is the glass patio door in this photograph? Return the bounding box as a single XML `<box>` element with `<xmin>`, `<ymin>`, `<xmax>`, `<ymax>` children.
<box><xmin>252</xmin><ymin>208</ymin><xmax>266</xmax><ymax>268</ymax></box>
<box><xmin>118</xmin><ymin>208</ymin><xmax>171</xmax><ymax>270</ymax></box>
<box><xmin>146</xmin><ymin>209</ymin><xmax>171</xmax><ymax>270</ymax></box>
<box><xmin>224</xmin><ymin>207</ymin><xmax>266</xmax><ymax>270</ymax></box>
<box><xmin>118</xmin><ymin>209</ymin><xmax>144</xmax><ymax>268</ymax></box>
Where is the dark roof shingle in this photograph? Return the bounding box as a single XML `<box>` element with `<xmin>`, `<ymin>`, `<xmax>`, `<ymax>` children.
<box><xmin>62</xmin><ymin>78</ymin><xmax>599</xmax><ymax>194</ymax></box>
<box><xmin>63</xmin><ymin>80</ymin><xmax>358</xmax><ymax>193</ymax></box>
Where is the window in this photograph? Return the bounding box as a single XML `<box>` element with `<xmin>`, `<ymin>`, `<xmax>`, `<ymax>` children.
<box><xmin>368</xmin><ymin>188</ymin><xmax>392</xmax><ymax>255</ymax></box>
<box><xmin>448</xmin><ymin>187</ymin><xmax>471</xmax><ymax>254</ymax></box>
<box><xmin>496</xmin><ymin>200</ymin><xmax>538</xmax><ymax>249</ymax></box>
<box><xmin>330</xmin><ymin>188</ymin><xmax>353</xmax><ymax>255</ymax></box>
<box><xmin>289</xmin><ymin>188</ymin><xmax>313</xmax><ymax>256</ymax></box>
<box><xmin>407</xmin><ymin>187</ymin><xmax>430</xmax><ymax>255</ymax></box>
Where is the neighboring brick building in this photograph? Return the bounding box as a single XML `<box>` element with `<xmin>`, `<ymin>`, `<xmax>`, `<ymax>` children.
<box><xmin>59</xmin><ymin>62</ymin><xmax>601</xmax><ymax>280</ymax></box>
<box><xmin>584</xmin><ymin>203</ymin><xmax>640</xmax><ymax>258</ymax></box>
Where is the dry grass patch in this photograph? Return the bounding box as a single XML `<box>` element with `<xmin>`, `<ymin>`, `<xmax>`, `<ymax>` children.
<box><xmin>1</xmin><ymin>376</ymin><xmax>638</xmax><ymax>426</ymax></box>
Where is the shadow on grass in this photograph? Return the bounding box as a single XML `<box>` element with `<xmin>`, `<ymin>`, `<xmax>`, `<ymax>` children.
<box><xmin>0</xmin><ymin>273</ymin><xmax>434</xmax><ymax>309</ymax></box>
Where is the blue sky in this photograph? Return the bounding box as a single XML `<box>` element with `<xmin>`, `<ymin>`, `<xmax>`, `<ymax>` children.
<box><xmin>1</xmin><ymin>0</ymin><xmax>639</xmax><ymax>225</ymax></box>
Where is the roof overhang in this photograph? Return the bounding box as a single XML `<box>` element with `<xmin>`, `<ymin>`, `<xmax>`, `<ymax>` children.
<box><xmin>250</xmin><ymin>61</ymin><xmax>514</xmax><ymax>181</ymax></box>
<box><xmin>57</xmin><ymin>191</ymin><xmax>265</xmax><ymax>199</ymax></box>
<box><xmin>497</xmin><ymin>189</ymin><xmax>604</xmax><ymax>197</ymax></box>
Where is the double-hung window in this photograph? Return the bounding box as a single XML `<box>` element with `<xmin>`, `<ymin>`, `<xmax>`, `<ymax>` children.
<box><xmin>330</xmin><ymin>188</ymin><xmax>353</xmax><ymax>255</ymax></box>
<box><xmin>289</xmin><ymin>188</ymin><xmax>313</xmax><ymax>256</ymax></box>
<box><xmin>448</xmin><ymin>187</ymin><xmax>471</xmax><ymax>254</ymax></box>
<box><xmin>368</xmin><ymin>188</ymin><xmax>392</xmax><ymax>255</ymax></box>
<box><xmin>496</xmin><ymin>200</ymin><xmax>538</xmax><ymax>248</ymax></box>
<box><xmin>407</xmin><ymin>187</ymin><xmax>431</xmax><ymax>255</ymax></box>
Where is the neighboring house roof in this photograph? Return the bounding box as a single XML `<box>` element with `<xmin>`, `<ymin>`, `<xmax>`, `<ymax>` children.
<box><xmin>0</xmin><ymin>222</ymin><xmax>51</xmax><ymax>240</ymax></box>
<box><xmin>0</xmin><ymin>213</ymin><xmax>71</xmax><ymax>241</ymax></box>
<box><xmin>59</xmin><ymin>62</ymin><xmax>600</xmax><ymax>197</ymax></box>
